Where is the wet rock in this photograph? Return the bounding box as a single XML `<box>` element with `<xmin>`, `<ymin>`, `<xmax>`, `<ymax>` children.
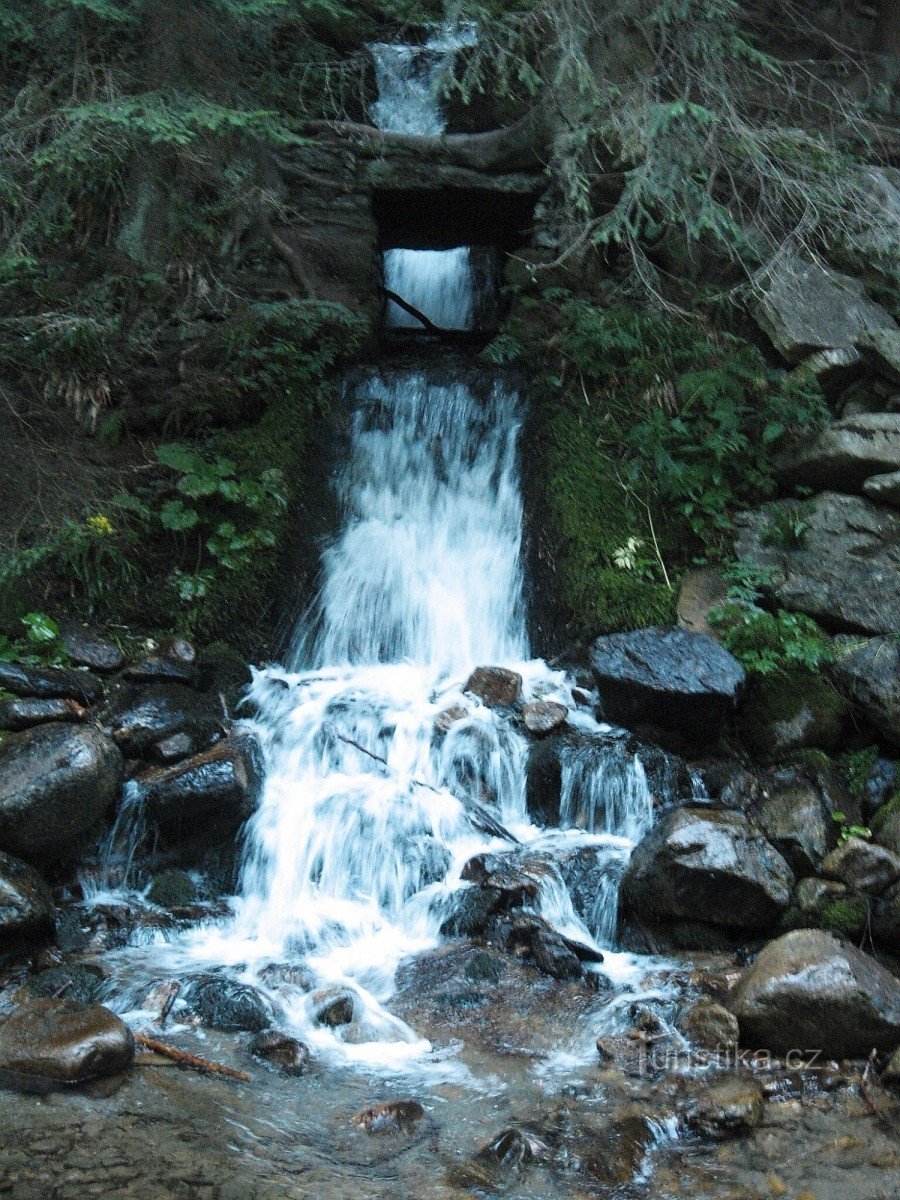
<box><xmin>196</xmin><ymin>641</ymin><xmax>252</xmax><ymax>707</ymax></box>
<box><xmin>439</xmin><ymin>884</ymin><xmax>504</xmax><ymax>937</ymax></box>
<box><xmin>755</xmin><ymin>769</ymin><xmax>832</xmax><ymax>874</ymax></box>
<box><xmin>0</xmin><ymin>850</ymin><xmax>54</xmax><ymax>943</ymax></box>
<box><xmin>0</xmin><ymin>660</ymin><xmax>103</xmax><ymax>706</ymax></box>
<box><xmin>622</xmin><ymin>807</ymin><xmax>794</xmax><ymax>944</ymax></box>
<box><xmin>0</xmin><ymin>998</ymin><xmax>134</xmax><ymax>1085</ymax></box>
<box><xmin>131</xmin><ymin>733</ymin><xmax>263</xmax><ymax>851</ymax></box>
<box><xmin>159</xmin><ymin>636</ymin><xmax>197</xmax><ymax>665</ymax></box>
<box><xmin>881</xmin><ymin>1046</ymin><xmax>900</xmax><ymax>1086</ymax></box>
<box><xmin>463</xmin><ymin>666</ymin><xmax>522</xmax><ymax>708</ymax></box>
<box><xmin>753</xmin><ymin>255</ymin><xmax>895</xmax><ymax>363</ymax></box>
<box><xmin>493</xmin><ymin>909</ymin><xmax>599</xmax><ymax>980</ymax></box>
<box><xmin>873</xmin><ymin>880</ymin><xmax>900</xmax><ymax>950</ymax></box>
<box><xmin>249</xmin><ymin>1030</ymin><xmax>310</xmax><ymax>1075</ymax></box>
<box><xmin>184</xmin><ymin>975</ymin><xmax>274</xmax><ymax>1033</ymax></box>
<box><xmin>830</xmin><ymin>636</ymin><xmax>900</xmax><ymax>747</ymax></box>
<box><xmin>677</xmin><ymin>566</ymin><xmax>729</xmax><ymax>638</ymax></box>
<box><xmin>124</xmin><ymin>656</ymin><xmax>197</xmax><ymax>687</ymax></box>
<box><xmin>433</xmin><ymin>703</ymin><xmax>468</xmax><ymax>734</ymax></box>
<box><xmin>146</xmin><ymin>869</ymin><xmax>199</xmax><ymax>910</ymax></box>
<box><xmin>774</xmin><ymin>413</ymin><xmax>900</xmax><ymax>493</ymax></box>
<box><xmin>310</xmin><ymin>987</ymin><xmax>356</xmax><ymax>1027</ymax></box>
<box><xmin>820</xmin><ymin>836</ymin><xmax>900</xmax><ymax>895</ymax></box>
<box><xmin>738</xmin><ymin>670</ymin><xmax>847</xmax><ymax>760</ymax></box>
<box><xmin>147</xmin><ymin>731</ymin><xmax>195</xmax><ymax>764</ymax></box>
<box><xmin>729</xmin><ymin>928</ymin><xmax>900</xmax><ymax>1057</ymax></box>
<box><xmin>590</xmin><ymin>627</ymin><xmax>745</xmax><ymax>745</ymax></box>
<box><xmin>476</xmin><ymin>1127</ymin><xmax>548</xmax><ymax>1169</ymax></box>
<box><xmin>686</xmin><ymin>1075</ymin><xmax>765</xmax><ymax>1138</ymax></box>
<box><xmin>875</xmin><ymin>810</ymin><xmax>900</xmax><ymax>856</ymax></box>
<box><xmin>0</xmin><ymin>696</ymin><xmax>88</xmax><ymax>732</ymax></box>
<box><xmin>25</xmin><ymin>964</ymin><xmax>106</xmax><ymax>1006</ymax></box>
<box><xmin>679</xmin><ymin>997</ymin><xmax>739</xmax><ymax>1050</ymax></box>
<box><xmin>461</xmin><ymin>850</ymin><xmax>545</xmax><ymax>901</ymax></box>
<box><xmin>734</xmin><ymin>493</ymin><xmax>900</xmax><ymax>636</ymax></box>
<box><xmin>104</xmin><ymin>682</ymin><xmax>222</xmax><ymax>757</ymax></box>
<box><xmin>354</xmin><ymin>1100</ymin><xmax>425</xmax><ymax>1134</ymax></box>
<box><xmin>60</xmin><ymin>622</ymin><xmax>124</xmax><ymax>674</ymax></box>
<box><xmin>699</xmin><ymin>760</ymin><xmax>761</xmax><ymax>809</ymax></box>
<box><xmin>579</xmin><ymin>1113</ymin><xmax>655</xmax><ymax>1187</ymax></box>
<box><xmin>0</xmin><ymin>723</ymin><xmax>123</xmax><ymax>863</ymax></box>
<box><xmin>521</xmin><ymin>700</ymin><xmax>568</xmax><ymax>736</ymax></box>
<box><xmin>865</xmin><ymin>469</ymin><xmax>900</xmax><ymax>507</ymax></box>
<box><xmin>257</xmin><ymin>962</ymin><xmax>315</xmax><ymax>993</ymax></box>
<box><xmin>860</xmin><ymin>325</ymin><xmax>900</xmax><ymax>384</ymax></box>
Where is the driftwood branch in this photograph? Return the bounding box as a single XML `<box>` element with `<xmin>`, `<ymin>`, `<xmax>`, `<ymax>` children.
<box><xmin>382</xmin><ymin>288</ymin><xmax>442</xmax><ymax>333</ymax></box>
<box><xmin>135</xmin><ymin>1034</ymin><xmax>250</xmax><ymax>1082</ymax></box>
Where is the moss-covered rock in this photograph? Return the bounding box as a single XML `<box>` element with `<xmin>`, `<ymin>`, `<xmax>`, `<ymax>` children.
<box><xmin>737</xmin><ymin>669</ymin><xmax>848</xmax><ymax>761</ymax></box>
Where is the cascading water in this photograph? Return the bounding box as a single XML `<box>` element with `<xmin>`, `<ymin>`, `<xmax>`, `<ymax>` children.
<box><xmin>91</xmin><ymin>22</ymin><xmax>668</xmax><ymax>1075</ymax></box>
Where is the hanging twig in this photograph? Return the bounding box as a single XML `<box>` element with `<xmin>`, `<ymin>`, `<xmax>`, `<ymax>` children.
<box><xmin>135</xmin><ymin>1034</ymin><xmax>250</xmax><ymax>1082</ymax></box>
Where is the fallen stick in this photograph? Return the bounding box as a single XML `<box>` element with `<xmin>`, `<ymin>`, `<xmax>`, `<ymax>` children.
<box><xmin>135</xmin><ymin>1034</ymin><xmax>250</xmax><ymax>1082</ymax></box>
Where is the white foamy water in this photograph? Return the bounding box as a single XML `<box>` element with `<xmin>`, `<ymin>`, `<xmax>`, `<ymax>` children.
<box><xmin>368</xmin><ymin>22</ymin><xmax>475</xmax><ymax>136</ymax></box>
<box><xmin>384</xmin><ymin>247</ymin><xmax>476</xmax><ymax>331</ymax></box>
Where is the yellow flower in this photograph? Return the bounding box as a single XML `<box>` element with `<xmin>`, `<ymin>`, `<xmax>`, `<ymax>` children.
<box><xmin>86</xmin><ymin>514</ymin><xmax>114</xmax><ymax>536</ymax></box>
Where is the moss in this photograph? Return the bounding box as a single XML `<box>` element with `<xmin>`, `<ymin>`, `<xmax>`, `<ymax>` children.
<box><xmin>819</xmin><ymin>896</ymin><xmax>869</xmax><ymax>938</ymax></box>
<box><xmin>838</xmin><ymin>746</ymin><xmax>880</xmax><ymax>803</ymax></box>
<box><xmin>738</xmin><ymin>669</ymin><xmax>847</xmax><ymax>759</ymax></box>
<box><xmin>872</xmin><ymin>789</ymin><xmax>900</xmax><ymax>837</ymax></box>
<box><xmin>147</xmin><ymin>869</ymin><xmax>198</xmax><ymax>910</ymax></box>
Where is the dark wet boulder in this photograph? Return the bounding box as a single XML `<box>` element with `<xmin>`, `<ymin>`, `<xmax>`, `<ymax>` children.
<box><xmin>249</xmin><ymin>1029</ymin><xmax>310</xmax><ymax>1075</ymax></box>
<box><xmin>439</xmin><ymin>884</ymin><xmax>505</xmax><ymax>938</ymax></box>
<box><xmin>25</xmin><ymin>964</ymin><xmax>107</xmax><ymax>1006</ymax></box>
<box><xmin>873</xmin><ymin>880</ymin><xmax>900</xmax><ymax>951</ymax></box>
<box><xmin>60</xmin><ymin>622</ymin><xmax>124</xmax><ymax>674</ymax></box>
<box><xmin>685</xmin><ymin>1075</ymin><xmax>765</xmax><ymax>1139</ymax></box>
<box><xmin>310</xmin><ymin>986</ymin><xmax>356</xmax><ymax>1027</ymax></box>
<box><xmin>521</xmin><ymin>700</ymin><xmax>568</xmax><ymax>736</ymax></box>
<box><xmin>146</xmin><ymin>869</ymin><xmax>199</xmax><ymax>911</ymax></box>
<box><xmin>184</xmin><ymin>975</ymin><xmax>274</xmax><ymax>1033</ymax></box>
<box><xmin>131</xmin><ymin>732</ymin><xmax>263</xmax><ymax>851</ymax></box>
<box><xmin>679</xmin><ymin>997</ymin><xmax>739</xmax><ymax>1050</ymax></box>
<box><xmin>737</xmin><ymin>670</ymin><xmax>847</xmax><ymax>760</ymax></box>
<box><xmin>754</xmin><ymin>768</ymin><xmax>833</xmax><ymax>875</ymax></box>
<box><xmin>355</xmin><ymin>1100</ymin><xmax>425</xmax><ymax>1134</ymax></box>
<box><xmin>734</xmin><ymin>493</ymin><xmax>900</xmax><ymax>636</ymax></box>
<box><xmin>728</xmin><ymin>928</ymin><xmax>900</xmax><ymax>1057</ymax></box>
<box><xmin>0</xmin><ymin>660</ymin><xmax>102</xmax><ymax>707</ymax></box>
<box><xmin>124</xmin><ymin>656</ymin><xmax>197</xmax><ymax>686</ymax></box>
<box><xmin>621</xmin><ymin>808</ymin><xmax>794</xmax><ymax>946</ymax></box>
<box><xmin>0</xmin><ymin>723</ymin><xmax>123</xmax><ymax>863</ymax></box>
<box><xmin>820</xmin><ymin>836</ymin><xmax>900</xmax><ymax>896</ymax></box>
<box><xmin>0</xmin><ymin>850</ymin><xmax>54</xmax><ymax>944</ymax></box>
<box><xmin>104</xmin><ymin>682</ymin><xmax>223</xmax><ymax>758</ymax></box>
<box><xmin>590</xmin><ymin>627</ymin><xmax>745</xmax><ymax>745</ymax></box>
<box><xmin>787</xmin><ymin>876</ymin><xmax>868</xmax><ymax>941</ymax></box>
<box><xmin>0</xmin><ymin>697</ymin><xmax>88</xmax><ymax>732</ymax></box>
<box><xmin>830</xmin><ymin>635</ymin><xmax>900</xmax><ymax>747</ymax></box>
<box><xmin>0</xmin><ymin>998</ymin><xmax>134</xmax><ymax>1085</ymax></box>
<box><xmin>463</xmin><ymin>666</ymin><xmax>522</xmax><ymax>708</ymax></box>
<box><xmin>196</xmin><ymin>641</ymin><xmax>252</xmax><ymax>707</ymax></box>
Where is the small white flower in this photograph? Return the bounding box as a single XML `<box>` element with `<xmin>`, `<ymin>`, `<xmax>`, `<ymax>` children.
<box><xmin>612</xmin><ymin>537</ymin><xmax>644</xmax><ymax>571</ymax></box>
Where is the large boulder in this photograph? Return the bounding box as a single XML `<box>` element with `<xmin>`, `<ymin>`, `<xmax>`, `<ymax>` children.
<box><xmin>820</xmin><ymin>836</ymin><xmax>900</xmax><ymax>896</ymax></box>
<box><xmin>0</xmin><ymin>998</ymin><xmax>134</xmax><ymax>1084</ymax></box>
<box><xmin>622</xmin><ymin>807</ymin><xmax>794</xmax><ymax>945</ymax></box>
<box><xmin>728</xmin><ymin>928</ymin><xmax>900</xmax><ymax>1057</ymax></box>
<box><xmin>590</xmin><ymin>627</ymin><xmax>745</xmax><ymax>744</ymax></box>
<box><xmin>60</xmin><ymin>622</ymin><xmax>124</xmax><ymax>674</ymax></box>
<box><xmin>734</xmin><ymin>493</ymin><xmax>900</xmax><ymax>636</ymax></box>
<box><xmin>103</xmin><ymin>682</ymin><xmax>223</xmax><ymax>758</ymax></box>
<box><xmin>774</xmin><ymin>413</ymin><xmax>900</xmax><ymax>493</ymax></box>
<box><xmin>0</xmin><ymin>850</ymin><xmax>54</xmax><ymax>943</ymax></box>
<box><xmin>864</xmin><ymin>469</ymin><xmax>900</xmax><ymax>507</ymax></box>
<box><xmin>130</xmin><ymin>732</ymin><xmax>263</xmax><ymax>851</ymax></box>
<box><xmin>0</xmin><ymin>696</ymin><xmax>88</xmax><ymax>732</ymax></box>
<box><xmin>737</xmin><ymin>670</ymin><xmax>847</xmax><ymax>760</ymax></box>
<box><xmin>183</xmin><ymin>975</ymin><xmax>274</xmax><ymax>1033</ymax></box>
<box><xmin>0</xmin><ymin>660</ymin><xmax>102</xmax><ymax>707</ymax></box>
<box><xmin>464</xmin><ymin>667</ymin><xmax>522</xmax><ymax>708</ymax></box>
<box><xmin>754</xmin><ymin>769</ymin><xmax>833</xmax><ymax>875</ymax></box>
<box><xmin>0</xmin><ymin>723</ymin><xmax>123</xmax><ymax>863</ymax></box>
<box><xmin>752</xmin><ymin>256</ymin><xmax>896</xmax><ymax>363</ymax></box>
<box><xmin>830</xmin><ymin>636</ymin><xmax>900</xmax><ymax>746</ymax></box>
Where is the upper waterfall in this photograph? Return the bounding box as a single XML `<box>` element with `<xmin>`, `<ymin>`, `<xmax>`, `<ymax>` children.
<box><xmin>368</xmin><ymin>23</ymin><xmax>475</xmax><ymax>135</ymax></box>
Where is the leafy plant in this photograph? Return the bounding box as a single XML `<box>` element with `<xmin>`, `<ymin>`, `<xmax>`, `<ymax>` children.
<box><xmin>831</xmin><ymin>812</ymin><xmax>872</xmax><ymax>844</ymax></box>
<box><xmin>0</xmin><ymin>611</ymin><xmax>68</xmax><ymax>665</ymax></box>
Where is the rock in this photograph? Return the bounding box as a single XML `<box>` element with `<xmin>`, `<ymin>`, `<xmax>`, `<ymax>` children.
<box><xmin>147</xmin><ymin>732</ymin><xmax>195</xmax><ymax>764</ymax></box>
<box><xmin>789</xmin><ymin>877</ymin><xmax>868</xmax><ymax>940</ymax></box>
<box><xmin>520</xmin><ymin>700</ymin><xmax>568</xmax><ymax>736</ymax></box>
<box><xmin>463</xmin><ymin>666</ymin><xmax>522</xmax><ymax>708</ymax></box>
<box><xmin>686</xmin><ymin>1075</ymin><xmax>765</xmax><ymax>1138</ymax></box>
<box><xmin>25</xmin><ymin>964</ymin><xmax>106</xmax><ymax>1006</ymax></box>
<box><xmin>433</xmin><ymin>703</ymin><xmax>469</xmax><ymax>735</ymax></box>
<box><xmin>0</xmin><ymin>999</ymin><xmax>134</xmax><ymax>1084</ymax></box>
<box><xmin>158</xmin><ymin>636</ymin><xmax>196</xmax><ymax>664</ymax></box>
<box><xmin>590</xmin><ymin>627</ymin><xmax>745</xmax><ymax>745</ymax></box>
<box><xmin>131</xmin><ymin>733</ymin><xmax>263</xmax><ymax>851</ymax></box>
<box><xmin>196</xmin><ymin>641</ymin><xmax>252</xmax><ymax>706</ymax></box>
<box><xmin>753</xmin><ymin>255</ymin><xmax>896</xmax><ymax>363</ymax></box>
<box><xmin>439</xmin><ymin>884</ymin><xmax>504</xmax><ymax>937</ymax></box>
<box><xmin>882</xmin><ymin>1046</ymin><xmax>900</xmax><ymax>1086</ymax></box>
<box><xmin>622</xmin><ymin>808</ymin><xmax>794</xmax><ymax>943</ymax></box>
<box><xmin>729</xmin><ymin>928</ymin><xmax>900</xmax><ymax>1056</ymax></box>
<box><xmin>103</xmin><ymin>682</ymin><xmax>223</xmax><ymax>757</ymax></box>
<box><xmin>792</xmin><ymin>346</ymin><xmax>862</xmax><ymax>394</ymax></box>
<box><xmin>774</xmin><ymin>413</ymin><xmax>900</xmax><ymax>493</ymax></box>
<box><xmin>875</xmin><ymin>812</ymin><xmax>900</xmax><ymax>857</ymax></box>
<box><xmin>873</xmin><ymin>880</ymin><xmax>900</xmax><ymax>951</ymax></box>
<box><xmin>820</xmin><ymin>836</ymin><xmax>900</xmax><ymax>895</ymax></box>
<box><xmin>249</xmin><ymin>1030</ymin><xmax>310</xmax><ymax>1075</ymax></box>
<box><xmin>0</xmin><ymin>723</ymin><xmax>123</xmax><ymax>863</ymax></box>
<box><xmin>865</xmin><ymin>469</ymin><xmax>900</xmax><ymax>507</ymax></box>
<box><xmin>755</xmin><ymin>769</ymin><xmax>832</xmax><ymax>874</ymax></box>
<box><xmin>679</xmin><ymin>997</ymin><xmax>739</xmax><ymax>1049</ymax></box>
<box><xmin>738</xmin><ymin>670</ymin><xmax>846</xmax><ymax>760</ymax></box>
<box><xmin>830</xmin><ymin>636</ymin><xmax>900</xmax><ymax>746</ymax></box>
<box><xmin>579</xmin><ymin>1114</ymin><xmax>655</xmax><ymax>1187</ymax></box>
<box><xmin>676</xmin><ymin>566</ymin><xmax>729</xmax><ymax>637</ymax></box>
<box><xmin>734</xmin><ymin>493</ymin><xmax>900</xmax><ymax>636</ymax></box>
<box><xmin>475</xmin><ymin>1127</ymin><xmax>548</xmax><ymax>1170</ymax></box>
<box><xmin>0</xmin><ymin>660</ymin><xmax>103</xmax><ymax>706</ymax></box>
<box><xmin>60</xmin><ymin>622</ymin><xmax>124</xmax><ymax>674</ymax></box>
<box><xmin>355</xmin><ymin>1100</ymin><xmax>425</xmax><ymax>1134</ymax></box>
<box><xmin>0</xmin><ymin>696</ymin><xmax>88</xmax><ymax>732</ymax></box>
<box><xmin>124</xmin><ymin>656</ymin><xmax>197</xmax><ymax>686</ymax></box>
<box><xmin>0</xmin><ymin>850</ymin><xmax>54</xmax><ymax>943</ymax></box>
<box><xmin>310</xmin><ymin>987</ymin><xmax>355</xmax><ymax>1027</ymax></box>
<box><xmin>860</xmin><ymin>326</ymin><xmax>900</xmax><ymax>384</ymax></box>
<box><xmin>146</xmin><ymin>869</ymin><xmax>199</xmax><ymax>910</ymax></box>
<box><xmin>184</xmin><ymin>976</ymin><xmax>274</xmax><ymax>1033</ymax></box>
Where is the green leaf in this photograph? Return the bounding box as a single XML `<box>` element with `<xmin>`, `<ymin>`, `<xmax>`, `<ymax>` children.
<box><xmin>159</xmin><ymin>499</ymin><xmax>200</xmax><ymax>532</ymax></box>
<box><xmin>21</xmin><ymin>612</ymin><xmax>60</xmax><ymax>644</ymax></box>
